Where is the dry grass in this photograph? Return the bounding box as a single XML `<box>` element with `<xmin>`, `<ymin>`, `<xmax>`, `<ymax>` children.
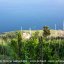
<box><xmin>0</xmin><ymin>30</ymin><xmax>64</xmax><ymax>45</ymax></box>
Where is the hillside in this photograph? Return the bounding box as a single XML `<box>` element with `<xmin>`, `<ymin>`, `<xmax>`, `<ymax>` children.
<box><xmin>0</xmin><ymin>30</ymin><xmax>64</xmax><ymax>63</ymax></box>
<box><xmin>0</xmin><ymin>30</ymin><xmax>64</xmax><ymax>39</ymax></box>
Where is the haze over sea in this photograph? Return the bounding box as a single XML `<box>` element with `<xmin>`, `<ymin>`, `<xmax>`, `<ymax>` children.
<box><xmin>0</xmin><ymin>0</ymin><xmax>64</xmax><ymax>32</ymax></box>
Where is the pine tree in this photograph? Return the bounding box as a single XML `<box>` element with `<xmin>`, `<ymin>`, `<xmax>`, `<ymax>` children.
<box><xmin>43</xmin><ymin>26</ymin><xmax>50</xmax><ymax>37</ymax></box>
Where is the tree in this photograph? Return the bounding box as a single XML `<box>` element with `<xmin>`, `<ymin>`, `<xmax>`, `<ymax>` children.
<box><xmin>43</xmin><ymin>26</ymin><xmax>50</xmax><ymax>37</ymax></box>
<box><xmin>10</xmin><ymin>32</ymin><xmax>23</xmax><ymax>59</ymax></box>
<box><xmin>17</xmin><ymin>32</ymin><xmax>22</xmax><ymax>59</ymax></box>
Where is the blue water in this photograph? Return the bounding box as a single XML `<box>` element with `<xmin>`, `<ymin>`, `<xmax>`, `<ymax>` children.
<box><xmin>0</xmin><ymin>0</ymin><xmax>64</xmax><ymax>32</ymax></box>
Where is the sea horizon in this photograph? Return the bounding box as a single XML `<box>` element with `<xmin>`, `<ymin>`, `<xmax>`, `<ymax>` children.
<box><xmin>0</xmin><ymin>0</ymin><xmax>64</xmax><ymax>32</ymax></box>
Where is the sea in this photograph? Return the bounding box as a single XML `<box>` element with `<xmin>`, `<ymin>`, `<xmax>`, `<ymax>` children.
<box><xmin>0</xmin><ymin>0</ymin><xmax>64</xmax><ymax>32</ymax></box>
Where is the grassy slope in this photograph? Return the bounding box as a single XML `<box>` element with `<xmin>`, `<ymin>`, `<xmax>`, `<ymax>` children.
<box><xmin>0</xmin><ymin>30</ymin><xmax>64</xmax><ymax>45</ymax></box>
<box><xmin>0</xmin><ymin>29</ymin><xmax>64</xmax><ymax>38</ymax></box>
<box><xmin>0</xmin><ymin>30</ymin><xmax>61</xmax><ymax>38</ymax></box>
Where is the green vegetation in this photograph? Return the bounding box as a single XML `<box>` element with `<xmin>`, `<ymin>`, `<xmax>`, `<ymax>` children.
<box><xmin>0</xmin><ymin>27</ymin><xmax>64</xmax><ymax>64</ymax></box>
<box><xmin>43</xmin><ymin>26</ymin><xmax>50</xmax><ymax>37</ymax></box>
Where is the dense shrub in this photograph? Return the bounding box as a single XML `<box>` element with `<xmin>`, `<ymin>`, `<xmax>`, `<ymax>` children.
<box><xmin>0</xmin><ymin>32</ymin><xmax>64</xmax><ymax>64</ymax></box>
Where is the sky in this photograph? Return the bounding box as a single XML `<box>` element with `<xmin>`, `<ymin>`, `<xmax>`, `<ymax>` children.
<box><xmin>0</xmin><ymin>0</ymin><xmax>64</xmax><ymax>32</ymax></box>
